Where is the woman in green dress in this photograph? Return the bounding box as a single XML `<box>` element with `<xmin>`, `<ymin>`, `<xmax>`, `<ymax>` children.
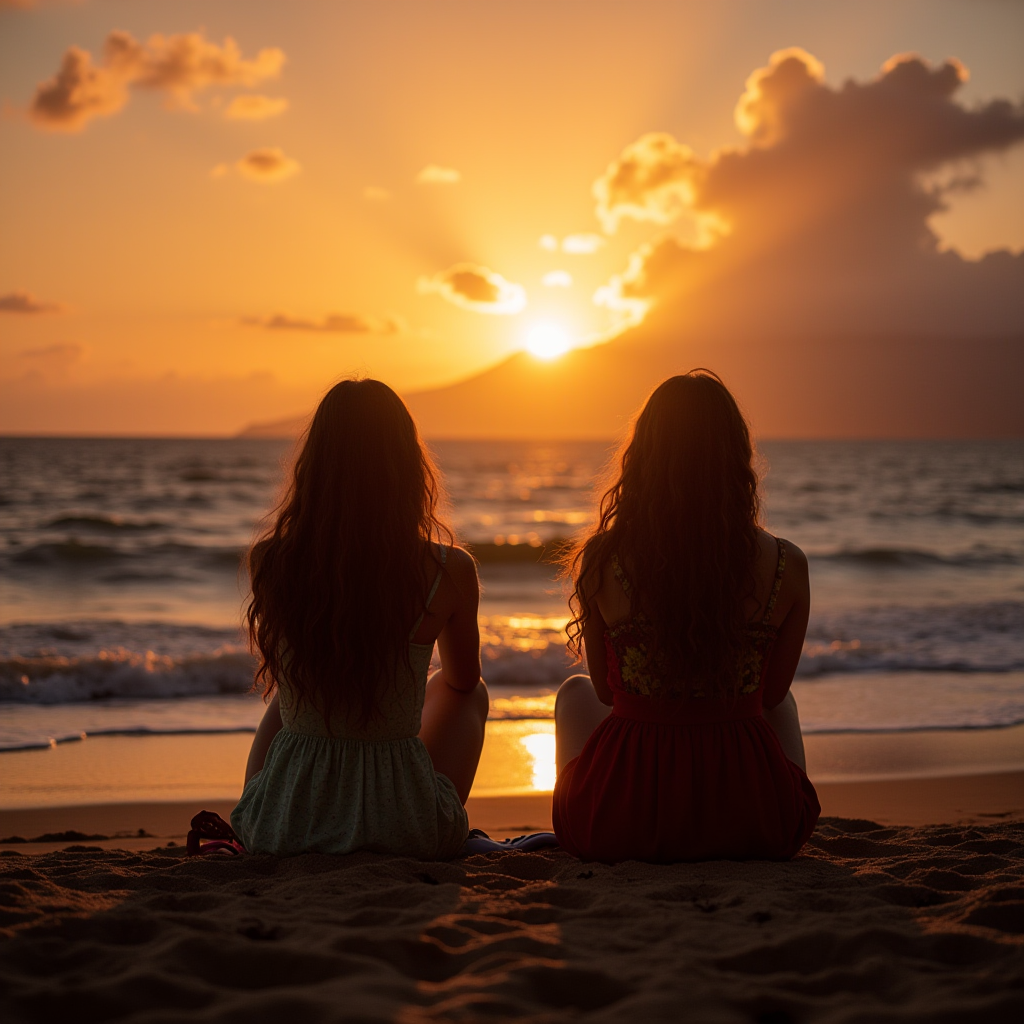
<box><xmin>232</xmin><ymin>379</ymin><xmax>488</xmax><ymax>858</ymax></box>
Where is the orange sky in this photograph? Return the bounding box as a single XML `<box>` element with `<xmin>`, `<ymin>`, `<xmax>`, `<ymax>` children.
<box><xmin>1</xmin><ymin>0</ymin><xmax>1022</xmax><ymax>435</ymax></box>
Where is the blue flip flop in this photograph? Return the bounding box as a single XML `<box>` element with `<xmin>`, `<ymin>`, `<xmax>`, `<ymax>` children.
<box><xmin>462</xmin><ymin>828</ymin><xmax>560</xmax><ymax>854</ymax></box>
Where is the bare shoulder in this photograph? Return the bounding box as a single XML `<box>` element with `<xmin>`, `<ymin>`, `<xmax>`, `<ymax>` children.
<box><xmin>444</xmin><ymin>544</ymin><xmax>480</xmax><ymax>588</ymax></box>
<box><xmin>777</xmin><ymin>537</ymin><xmax>808</xmax><ymax>580</ymax></box>
<box><xmin>775</xmin><ymin>536</ymin><xmax>810</xmax><ymax>613</ymax></box>
<box><xmin>756</xmin><ymin>530</ymin><xmax>807</xmax><ymax>574</ymax></box>
<box><xmin>751</xmin><ymin>530</ymin><xmax>808</xmax><ymax>623</ymax></box>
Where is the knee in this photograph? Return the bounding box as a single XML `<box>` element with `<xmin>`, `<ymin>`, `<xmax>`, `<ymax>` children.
<box><xmin>776</xmin><ymin>690</ymin><xmax>798</xmax><ymax>714</ymax></box>
<box><xmin>471</xmin><ymin>678</ymin><xmax>490</xmax><ymax>720</ymax></box>
<box><xmin>554</xmin><ymin>674</ymin><xmax>594</xmax><ymax>715</ymax></box>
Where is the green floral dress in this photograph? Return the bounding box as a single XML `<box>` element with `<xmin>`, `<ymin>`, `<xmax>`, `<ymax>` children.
<box><xmin>231</xmin><ymin>550</ymin><xmax>468</xmax><ymax>859</ymax></box>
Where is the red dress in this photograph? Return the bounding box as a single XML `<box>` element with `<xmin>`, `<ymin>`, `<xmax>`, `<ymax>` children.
<box><xmin>553</xmin><ymin>540</ymin><xmax>820</xmax><ymax>863</ymax></box>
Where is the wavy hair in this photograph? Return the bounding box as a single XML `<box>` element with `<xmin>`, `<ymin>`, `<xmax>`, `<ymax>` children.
<box><xmin>565</xmin><ymin>371</ymin><xmax>762</xmax><ymax>697</ymax></box>
<box><xmin>246</xmin><ymin>379</ymin><xmax>453</xmax><ymax>725</ymax></box>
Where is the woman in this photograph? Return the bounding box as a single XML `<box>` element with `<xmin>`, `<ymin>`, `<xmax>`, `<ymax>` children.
<box><xmin>232</xmin><ymin>379</ymin><xmax>488</xmax><ymax>859</ymax></box>
<box><xmin>553</xmin><ymin>371</ymin><xmax>819</xmax><ymax>862</ymax></box>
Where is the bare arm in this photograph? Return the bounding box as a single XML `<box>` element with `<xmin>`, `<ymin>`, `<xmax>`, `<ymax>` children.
<box><xmin>761</xmin><ymin>542</ymin><xmax>810</xmax><ymax>711</ymax></box>
<box><xmin>434</xmin><ymin>546</ymin><xmax>483</xmax><ymax>693</ymax></box>
<box><xmin>419</xmin><ymin>546</ymin><xmax>487</xmax><ymax>801</ymax></box>
<box><xmin>244</xmin><ymin>693</ymin><xmax>283</xmax><ymax>785</ymax></box>
<box><xmin>582</xmin><ymin>614</ymin><xmax>613</xmax><ymax>705</ymax></box>
<box><xmin>580</xmin><ymin>559</ymin><xmax>614</xmax><ymax>705</ymax></box>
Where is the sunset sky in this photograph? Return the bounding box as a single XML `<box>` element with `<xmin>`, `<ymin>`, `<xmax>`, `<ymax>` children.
<box><xmin>1</xmin><ymin>0</ymin><xmax>1022</xmax><ymax>434</ymax></box>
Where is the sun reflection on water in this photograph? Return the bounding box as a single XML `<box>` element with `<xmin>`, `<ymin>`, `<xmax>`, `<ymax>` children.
<box><xmin>478</xmin><ymin>614</ymin><xmax>569</xmax><ymax>654</ymax></box>
<box><xmin>521</xmin><ymin>731</ymin><xmax>557</xmax><ymax>791</ymax></box>
<box><xmin>460</xmin><ymin>720</ymin><xmax>558</xmax><ymax>796</ymax></box>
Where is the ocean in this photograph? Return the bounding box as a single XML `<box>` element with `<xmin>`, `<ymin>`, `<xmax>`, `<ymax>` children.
<box><xmin>1</xmin><ymin>437</ymin><xmax>1022</xmax><ymax>757</ymax></box>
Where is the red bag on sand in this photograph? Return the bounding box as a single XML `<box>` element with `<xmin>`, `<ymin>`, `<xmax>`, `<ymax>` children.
<box><xmin>186</xmin><ymin>810</ymin><xmax>246</xmax><ymax>856</ymax></box>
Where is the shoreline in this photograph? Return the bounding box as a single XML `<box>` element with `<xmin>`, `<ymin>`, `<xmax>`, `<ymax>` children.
<box><xmin>2</xmin><ymin>723</ymin><xmax>1022</xmax><ymax>811</ymax></box>
<box><xmin>4</xmin><ymin>671</ymin><xmax>1022</xmax><ymax>753</ymax></box>
<box><xmin>5</xmin><ymin>716</ymin><xmax>1024</xmax><ymax>758</ymax></box>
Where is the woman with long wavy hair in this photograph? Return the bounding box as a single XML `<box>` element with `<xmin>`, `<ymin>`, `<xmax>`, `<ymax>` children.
<box><xmin>552</xmin><ymin>371</ymin><xmax>819</xmax><ymax>862</ymax></box>
<box><xmin>232</xmin><ymin>379</ymin><xmax>488</xmax><ymax>859</ymax></box>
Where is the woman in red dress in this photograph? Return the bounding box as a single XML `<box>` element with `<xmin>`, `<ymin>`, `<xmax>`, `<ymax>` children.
<box><xmin>552</xmin><ymin>371</ymin><xmax>820</xmax><ymax>863</ymax></box>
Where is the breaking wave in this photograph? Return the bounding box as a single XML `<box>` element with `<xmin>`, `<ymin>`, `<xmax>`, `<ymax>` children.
<box><xmin>814</xmin><ymin>547</ymin><xmax>1020</xmax><ymax>569</ymax></box>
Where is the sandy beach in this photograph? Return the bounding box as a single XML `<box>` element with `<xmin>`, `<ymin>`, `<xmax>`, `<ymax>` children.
<box><xmin>0</xmin><ymin>767</ymin><xmax>1021</xmax><ymax>1021</ymax></box>
<box><xmin>1</xmin><ymin>812</ymin><xmax>1021</xmax><ymax>1022</ymax></box>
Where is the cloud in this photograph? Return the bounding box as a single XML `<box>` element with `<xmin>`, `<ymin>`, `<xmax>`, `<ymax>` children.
<box><xmin>562</xmin><ymin>233</ymin><xmax>605</xmax><ymax>254</ymax></box>
<box><xmin>542</xmin><ymin>270</ymin><xmax>572</xmax><ymax>288</ymax></box>
<box><xmin>733</xmin><ymin>46</ymin><xmax>826</xmax><ymax>143</ymax></box>
<box><xmin>242</xmin><ymin>312</ymin><xmax>400</xmax><ymax>334</ymax></box>
<box><xmin>363</xmin><ymin>186</ymin><xmax>391</xmax><ymax>201</ymax></box>
<box><xmin>417</xmin><ymin>264</ymin><xmax>526</xmax><ymax>314</ymax></box>
<box><xmin>598</xmin><ymin>50</ymin><xmax>1024</xmax><ymax>249</ymax></box>
<box><xmin>539</xmin><ymin>233</ymin><xmax>607</xmax><ymax>253</ymax></box>
<box><xmin>593</xmin><ymin>50</ymin><xmax>1024</xmax><ymax>338</ymax></box>
<box><xmin>592</xmin><ymin>247</ymin><xmax>651</xmax><ymax>331</ymax></box>
<box><xmin>593</xmin><ymin>133</ymin><xmax>701</xmax><ymax>233</ymax></box>
<box><xmin>29</xmin><ymin>30</ymin><xmax>284</xmax><ymax>131</ymax></box>
<box><xmin>28</xmin><ymin>47</ymin><xmax>128</xmax><ymax>132</ymax></box>
<box><xmin>0</xmin><ymin>290</ymin><xmax>62</xmax><ymax>313</ymax></box>
<box><xmin>233</xmin><ymin>147</ymin><xmax>300</xmax><ymax>182</ymax></box>
<box><xmin>416</xmin><ymin>165</ymin><xmax>461</xmax><ymax>185</ymax></box>
<box><xmin>224</xmin><ymin>94</ymin><xmax>288</xmax><ymax>120</ymax></box>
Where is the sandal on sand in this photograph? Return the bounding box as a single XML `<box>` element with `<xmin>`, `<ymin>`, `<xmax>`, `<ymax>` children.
<box><xmin>186</xmin><ymin>810</ymin><xmax>246</xmax><ymax>856</ymax></box>
<box><xmin>462</xmin><ymin>828</ymin><xmax>560</xmax><ymax>855</ymax></box>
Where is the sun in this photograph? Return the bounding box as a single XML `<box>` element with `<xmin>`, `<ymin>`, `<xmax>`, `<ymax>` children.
<box><xmin>524</xmin><ymin>322</ymin><xmax>571</xmax><ymax>360</ymax></box>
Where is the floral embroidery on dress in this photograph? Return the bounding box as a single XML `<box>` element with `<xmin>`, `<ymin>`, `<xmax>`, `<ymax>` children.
<box><xmin>606</xmin><ymin>544</ymin><xmax>786</xmax><ymax>699</ymax></box>
<box><xmin>737</xmin><ymin>627</ymin><xmax>773</xmax><ymax>694</ymax></box>
<box><xmin>619</xmin><ymin>633</ymin><xmax>665</xmax><ymax>696</ymax></box>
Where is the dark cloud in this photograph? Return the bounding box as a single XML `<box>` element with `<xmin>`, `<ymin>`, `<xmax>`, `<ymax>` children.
<box><xmin>28</xmin><ymin>46</ymin><xmax>126</xmax><ymax>131</ymax></box>
<box><xmin>29</xmin><ymin>30</ymin><xmax>284</xmax><ymax>131</ymax></box>
<box><xmin>230</xmin><ymin>147</ymin><xmax>300</xmax><ymax>182</ymax></box>
<box><xmin>0</xmin><ymin>290</ymin><xmax>62</xmax><ymax>313</ymax></box>
<box><xmin>417</xmin><ymin>264</ymin><xmax>526</xmax><ymax>314</ymax></box>
<box><xmin>593</xmin><ymin>49</ymin><xmax>1024</xmax><ymax>338</ymax></box>
<box><xmin>243</xmin><ymin>312</ymin><xmax>400</xmax><ymax>334</ymax></box>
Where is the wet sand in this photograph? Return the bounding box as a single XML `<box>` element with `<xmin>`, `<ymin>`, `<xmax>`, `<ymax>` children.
<box><xmin>2</xmin><ymin>724</ymin><xmax>1022</xmax><ymax>811</ymax></box>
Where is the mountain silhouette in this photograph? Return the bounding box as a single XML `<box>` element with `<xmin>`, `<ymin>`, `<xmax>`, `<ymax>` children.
<box><xmin>237</xmin><ymin>327</ymin><xmax>1023</xmax><ymax>439</ymax></box>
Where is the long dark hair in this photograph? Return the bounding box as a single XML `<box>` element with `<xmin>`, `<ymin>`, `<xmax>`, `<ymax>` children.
<box><xmin>246</xmin><ymin>379</ymin><xmax>453</xmax><ymax>724</ymax></box>
<box><xmin>565</xmin><ymin>371</ymin><xmax>761</xmax><ymax>696</ymax></box>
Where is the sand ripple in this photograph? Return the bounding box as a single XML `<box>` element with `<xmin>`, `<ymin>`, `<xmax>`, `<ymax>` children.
<box><xmin>0</xmin><ymin>819</ymin><xmax>1021</xmax><ymax>1022</ymax></box>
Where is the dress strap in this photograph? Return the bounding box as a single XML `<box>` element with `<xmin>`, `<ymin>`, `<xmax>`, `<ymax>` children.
<box><xmin>410</xmin><ymin>544</ymin><xmax>448</xmax><ymax>639</ymax></box>
<box><xmin>610</xmin><ymin>554</ymin><xmax>632</xmax><ymax>596</ymax></box>
<box><xmin>762</xmin><ymin>538</ymin><xmax>787</xmax><ymax>624</ymax></box>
